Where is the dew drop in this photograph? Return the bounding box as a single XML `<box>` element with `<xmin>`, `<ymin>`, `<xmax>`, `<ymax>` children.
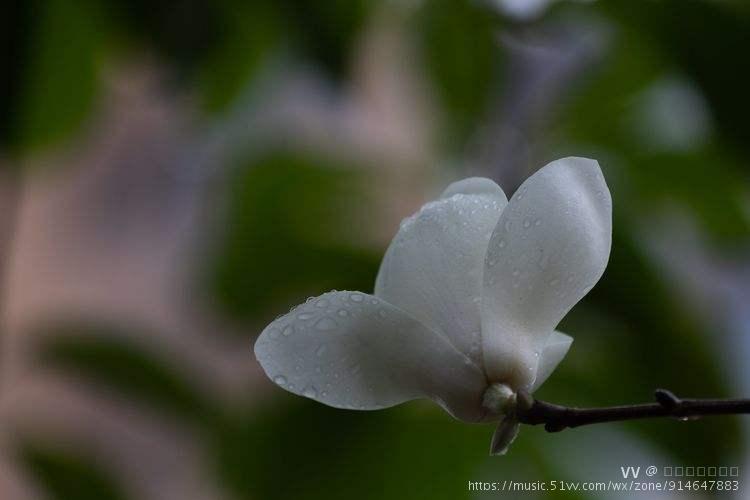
<box><xmin>282</xmin><ymin>325</ymin><xmax>294</xmax><ymax>336</ymax></box>
<box><xmin>337</xmin><ymin>309</ymin><xmax>349</xmax><ymax>317</ymax></box>
<box><xmin>504</xmin><ymin>221</ymin><xmax>512</xmax><ymax>231</ymax></box>
<box><xmin>297</xmin><ymin>312</ymin><xmax>314</xmax><ymax>321</ymax></box>
<box><xmin>274</xmin><ymin>375</ymin><xmax>287</xmax><ymax>386</ymax></box>
<box><xmin>378</xmin><ymin>309</ymin><xmax>387</xmax><ymax>318</ymax></box>
<box><xmin>523</xmin><ymin>219</ymin><xmax>531</xmax><ymax>229</ymax></box>
<box><xmin>315</xmin><ymin>298</ymin><xmax>329</xmax><ymax>308</ymax></box>
<box><xmin>321</xmin><ymin>391</ymin><xmax>328</xmax><ymax>397</ymax></box>
<box><xmin>315</xmin><ymin>317</ymin><xmax>337</xmax><ymax>331</ymax></box>
<box><xmin>488</xmin><ymin>259</ymin><xmax>497</xmax><ymax>267</ymax></box>
<box><xmin>315</xmin><ymin>345</ymin><xmax>327</xmax><ymax>356</ymax></box>
<box><xmin>303</xmin><ymin>386</ymin><xmax>318</xmax><ymax>398</ymax></box>
<box><xmin>534</xmin><ymin>219</ymin><xmax>541</xmax><ymax>226</ymax></box>
<box><xmin>498</xmin><ymin>239</ymin><xmax>506</xmax><ymax>249</ymax></box>
<box><xmin>350</xmin><ymin>293</ymin><xmax>364</xmax><ymax>303</ymax></box>
<box><xmin>512</xmin><ymin>269</ymin><xmax>520</xmax><ymax>277</ymax></box>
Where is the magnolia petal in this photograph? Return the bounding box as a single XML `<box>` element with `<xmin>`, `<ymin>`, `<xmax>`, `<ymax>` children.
<box><xmin>375</xmin><ymin>178</ymin><xmax>507</xmax><ymax>366</ymax></box>
<box><xmin>440</xmin><ymin>177</ymin><xmax>507</xmax><ymax>199</ymax></box>
<box><xmin>482</xmin><ymin>157</ymin><xmax>611</xmax><ymax>389</ymax></box>
<box><xmin>254</xmin><ymin>291</ymin><xmax>489</xmax><ymax>422</ymax></box>
<box><xmin>489</xmin><ymin>417</ymin><xmax>520</xmax><ymax>456</ymax></box>
<box><xmin>531</xmin><ymin>331</ymin><xmax>573</xmax><ymax>392</ymax></box>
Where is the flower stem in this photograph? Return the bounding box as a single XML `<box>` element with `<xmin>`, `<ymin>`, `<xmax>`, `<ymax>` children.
<box><xmin>515</xmin><ymin>389</ymin><xmax>750</xmax><ymax>433</ymax></box>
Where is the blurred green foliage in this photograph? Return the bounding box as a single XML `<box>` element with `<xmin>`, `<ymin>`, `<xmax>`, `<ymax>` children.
<box><xmin>17</xmin><ymin>443</ymin><xmax>126</xmax><ymax>500</ymax></box>
<box><xmin>209</xmin><ymin>151</ymin><xmax>381</xmax><ymax>326</ymax></box>
<box><xmin>35</xmin><ymin>322</ymin><xmax>217</xmax><ymax>426</ymax></box>
<box><xmin>12</xmin><ymin>0</ymin><xmax>105</xmax><ymax>153</ymax></box>
<box><xmin>6</xmin><ymin>0</ymin><xmax>750</xmax><ymax>499</ymax></box>
<box><xmin>415</xmin><ymin>0</ymin><xmax>502</xmax><ymax>144</ymax></box>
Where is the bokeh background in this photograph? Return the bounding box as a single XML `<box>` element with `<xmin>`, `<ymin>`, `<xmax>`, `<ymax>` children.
<box><xmin>1</xmin><ymin>0</ymin><xmax>750</xmax><ymax>499</ymax></box>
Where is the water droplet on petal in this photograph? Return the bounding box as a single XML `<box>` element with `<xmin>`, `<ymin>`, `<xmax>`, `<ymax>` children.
<box><xmin>378</xmin><ymin>309</ymin><xmax>387</xmax><ymax>318</ymax></box>
<box><xmin>512</xmin><ymin>269</ymin><xmax>520</xmax><ymax>277</ymax></box>
<box><xmin>337</xmin><ymin>309</ymin><xmax>349</xmax><ymax>317</ymax></box>
<box><xmin>303</xmin><ymin>386</ymin><xmax>318</xmax><ymax>398</ymax></box>
<box><xmin>315</xmin><ymin>345</ymin><xmax>327</xmax><ymax>356</ymax></box>
<box><xmin>350</xmin><ymin>293</ymin><xmax>364</xmax><ymax>303</ymax></box>
<box><xmin>498</xmin><ymin>239</ymin><xmax>506</xmax><ymax>249</ymax></box>
<box><xmin>297</xmin><ymin>312</ymin><xmax>314</xmax><ymax>321</ymax></box>
<box><xmin>274</xmin><ymin>375</ymin><xmax>287</xmax><ymax>386</ymax></box>
<box><xmin>315</xmin><ymin>317</ymin><xmax>337</xmax><ymax>331</ymax></box>
<box><xmin>315</xmin><ymin>298</ymin><xmax>329</xmax><ymax>308</ymax></box>
<box><xmin>282</xmin><ymin>325</ymin><xmax>294</xmax><ymax>336</ymax></box>
<box><xmin>534</xmin><ymin>219</ymin><xmax>541</xmax><ymax>226</ymax></box>
<box><xmin>523</xmin><ymin>219</ymin><xmax>531</xmax><ymax>229</ymax></box>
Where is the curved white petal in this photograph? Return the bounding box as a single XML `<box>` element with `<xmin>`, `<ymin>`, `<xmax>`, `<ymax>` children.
<box><xmin>440</xmin><ymin>177</ymin><xmax>507</xmax><ymax>199</ymax></box>
<box><xmin>375</xmin><ymin>177</ymin><xmax>507</xmax><ymax>366</ymax></box>
<box><xmin>254</xmin><ymin>291</ymin><xmax>489</xmax><ymax>422</ymax></box>
<box><xmin>489</xmin><ymin>417</ymin><xmax>520</xmax><ymax>456</ymax></box>
<box><xmin>481</xmin><ymin>157</ymin><xmax>611</xmax><ymax>389</ymax></box>
<box><xmin>531</xmin><ymin>331</ymin><xmax>573</xmax><ymax>392</ymax></box>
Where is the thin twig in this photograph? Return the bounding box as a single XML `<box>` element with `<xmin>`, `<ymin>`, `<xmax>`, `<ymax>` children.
<box><xmin>515</xmin><ymin>389</ymin><xmax>750</xmax><ymax>433</ymax></box>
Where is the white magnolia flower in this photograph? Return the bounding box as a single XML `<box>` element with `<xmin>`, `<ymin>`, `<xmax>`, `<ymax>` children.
<box><xmin>254</xmin><ymin>157</ymin><xmax>612</xmax><ymax>454</ymax></box>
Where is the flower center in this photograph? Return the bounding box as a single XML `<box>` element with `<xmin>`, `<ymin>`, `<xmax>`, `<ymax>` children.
<box><xmin>482</xmin><ymin>383</ymin><xmax>517</xmax><ymax>416</ymax></box>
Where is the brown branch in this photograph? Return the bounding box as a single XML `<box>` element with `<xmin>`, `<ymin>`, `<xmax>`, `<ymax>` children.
<box><xmin>515</xmin><ymin>389</ymin><xmax>750</xmax><ymax>432</ymax></box>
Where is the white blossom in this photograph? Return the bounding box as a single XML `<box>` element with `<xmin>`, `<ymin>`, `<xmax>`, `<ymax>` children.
<box><xmin>254</xmin><ymin>157</ymin><xmax>612</xmax><ymax>454</ymax></box>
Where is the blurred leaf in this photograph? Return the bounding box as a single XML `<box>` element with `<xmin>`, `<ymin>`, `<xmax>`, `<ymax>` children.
<box><xmin>18</xmin><ymin>0</ymin><xmax>107</xmax><ymax>152</ymax></box>
<box><xmin>627</xmin><ymin>151</ymin><xmax>749</xmax><ymax>240</ymax></box>
<box><xmin>415</xmin><ymin>0</ymin><xmax>502</xmax><ymax>145</ymax></box>
<box><xmin>104</xmin><ymin>0</ymin><xmax>221</xmax><ymax>77</ymax></box>
<box><xmin>603</xmin><ymin>0</ymin><xmax>750</xmax><ymax>155</ymax></box>
<box><xmin>279</xmin><ymin>0</ymin><xmax>375</xmax><ymax>78</ymax></box>
<box><xmin>208</xmin><ymin>151</ymin><xmax>381</xmax><ymax>326</ymax></box>
<box><xmin>197</xmin><ymin>0</ymin><xmax>281</xmax><ymax>111</ymax></box>
<box><xmin>0</xmin><ymin>1</ymin><xmax>34</xmax><ymax>155</ymax></box>
<box><xmin>36</xmin><ymin>322</ymin><xmax>216</xmax><ymax>426</ymax></box>
<box><xmin>213</xmin><ymin>399</ymin><xmax>506</xmax><ymax>500</ymax></box>
<box><xmin>17</xmin><ymin>442</ymin><xmax>126</xmax><ymax>500</ymax></box>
